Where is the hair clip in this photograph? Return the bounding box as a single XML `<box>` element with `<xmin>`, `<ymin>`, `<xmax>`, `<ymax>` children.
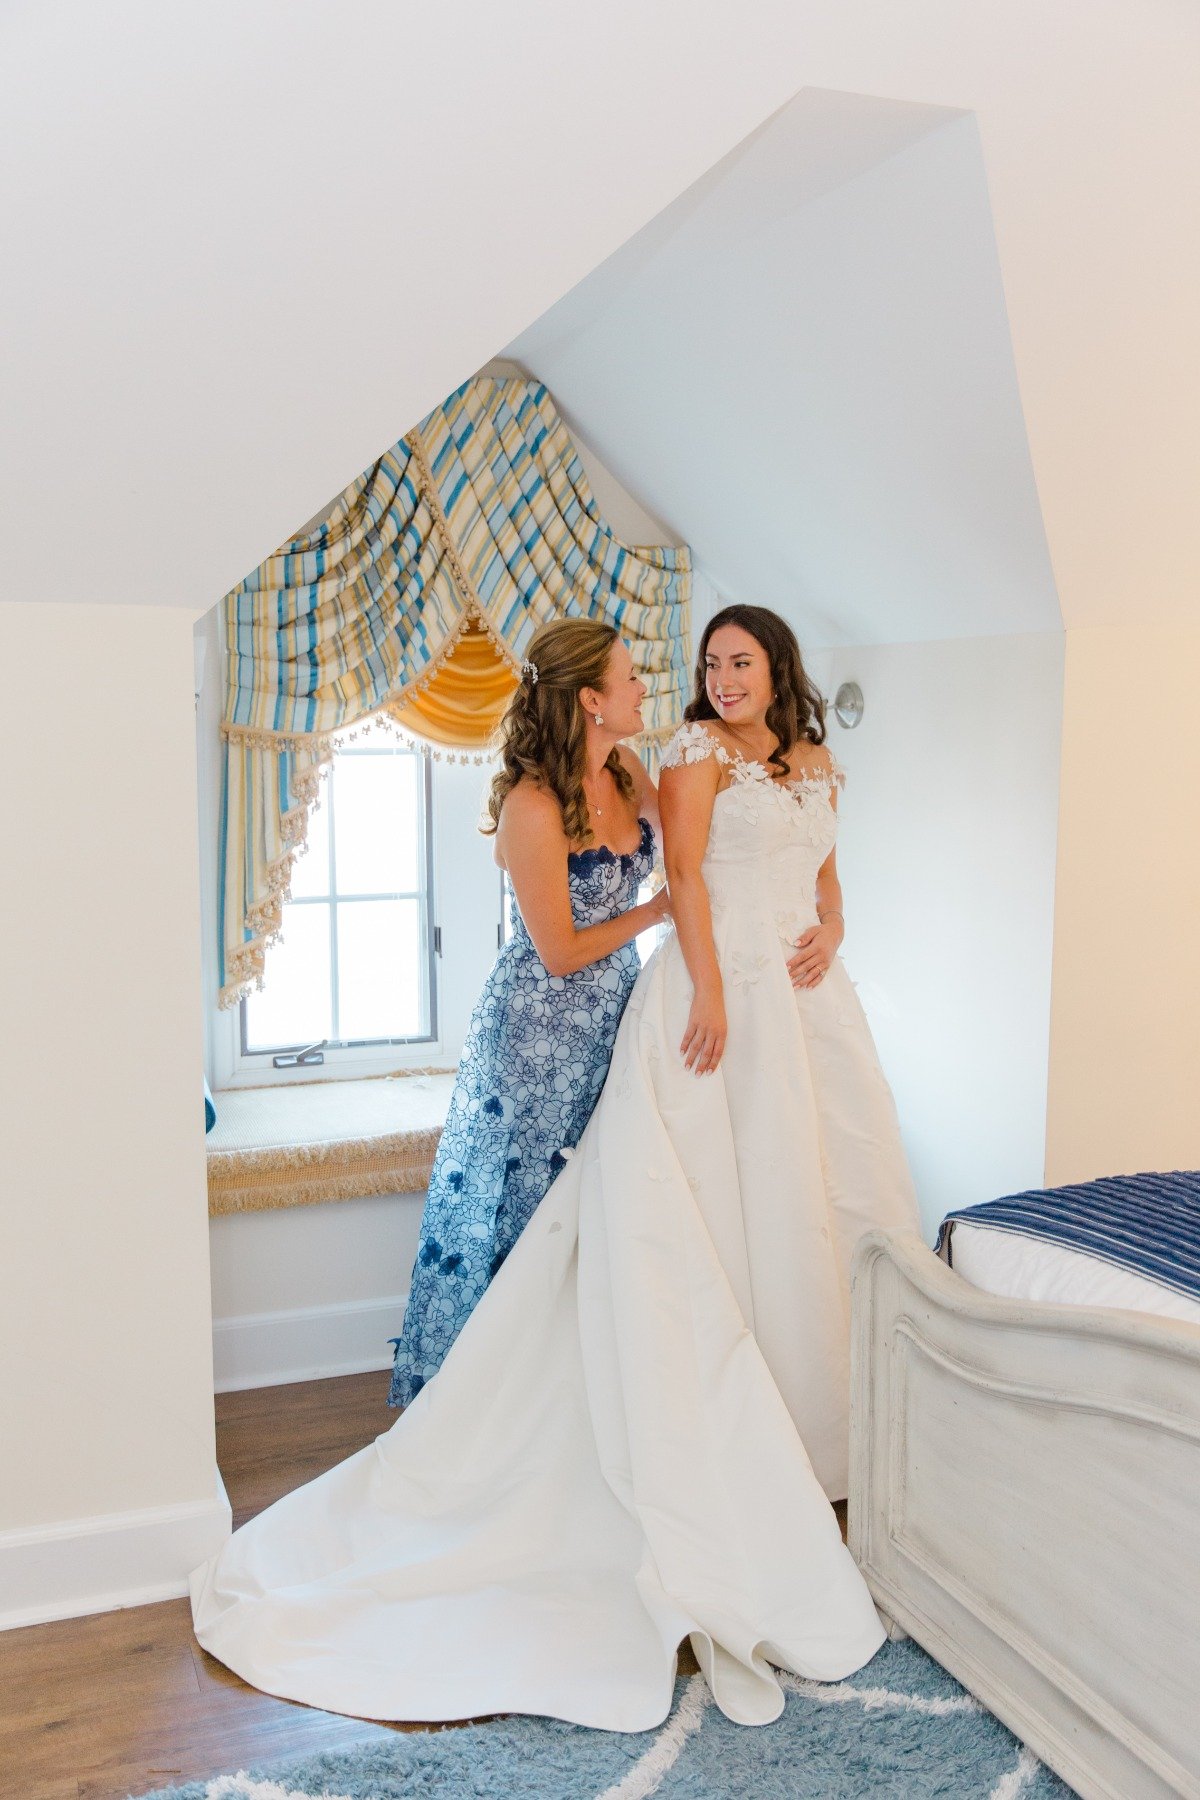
<box><xmin>520</xmin><ymin>659</ymin><xmax>539</xmax><ymax>685</ymax></box>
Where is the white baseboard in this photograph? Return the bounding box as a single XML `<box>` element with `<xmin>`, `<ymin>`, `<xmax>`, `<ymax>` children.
<box><xmin>212</xmin><ymin>1292</ymin><xmax>408</xmax><ymax>1392</ymax></box>
<box><xmin>0</xmin><ymin>1464</ymin><xmax>231</xmax><ymax>1631</ymax></box>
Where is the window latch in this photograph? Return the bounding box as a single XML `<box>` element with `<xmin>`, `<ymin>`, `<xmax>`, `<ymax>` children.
<box><xmin>272</xmin><ymin>1039</ymin><xmax>327</xmax><ymax>1070</ymax></box>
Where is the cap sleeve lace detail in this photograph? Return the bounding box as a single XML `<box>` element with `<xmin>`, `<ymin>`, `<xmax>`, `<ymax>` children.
<box><xmin>786</xmin><ymin>748</ymin><xmax>846</xmax><ymax>792</ymax></box>
<box><xmin>660</xmin><ymin>721</ymin><xmax>734</xmax><ymax>770</ymax></box>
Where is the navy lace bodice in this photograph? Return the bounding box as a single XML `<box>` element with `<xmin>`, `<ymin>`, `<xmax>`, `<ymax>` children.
<box><xmin>388</xmin><ymin>817</ymin><xmax>655</xmax><ymax>1406</ymax></box>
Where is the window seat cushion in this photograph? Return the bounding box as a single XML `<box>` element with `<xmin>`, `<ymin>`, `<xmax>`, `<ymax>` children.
<box><xmin>206</xmin><ymin>1071</ymin><xmax>455</xmax><ymax>1216</ymax></box>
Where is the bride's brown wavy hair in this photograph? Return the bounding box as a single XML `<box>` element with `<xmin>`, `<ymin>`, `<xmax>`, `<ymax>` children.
<box><xmin>684</xmin><ymin>604</ymin><xmax>826</xmax><ymax>779</ymax></box>
<box><xmin>484</xmin><ymin>618</ymin><xmax>635</xmax><ymax>846</ymax></box>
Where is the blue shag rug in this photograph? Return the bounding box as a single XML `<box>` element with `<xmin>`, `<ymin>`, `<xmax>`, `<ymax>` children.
<box><xmin>135</xmin><ymin>1639</ymin><xmax>1076</xmax><ymax>1799</ymax></box>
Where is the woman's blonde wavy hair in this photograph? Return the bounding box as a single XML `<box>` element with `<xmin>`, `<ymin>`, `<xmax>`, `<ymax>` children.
<box><xmin>484</xmin><ymin>618</ymin><xmax>635</xmax><ymax>846</ymax></box>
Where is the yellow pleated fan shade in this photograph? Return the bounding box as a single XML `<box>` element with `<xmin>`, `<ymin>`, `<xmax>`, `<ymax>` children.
<box><xmin>386</xmin><ymin>620</ymin><xmax>518</xmax><ymax>751</ymax></box>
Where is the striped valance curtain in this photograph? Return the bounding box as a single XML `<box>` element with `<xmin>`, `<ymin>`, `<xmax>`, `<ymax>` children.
<box><xmin>219</xmin><ymin>375</ymin><xmax>692</xmax><ymax>1006</ymax></box>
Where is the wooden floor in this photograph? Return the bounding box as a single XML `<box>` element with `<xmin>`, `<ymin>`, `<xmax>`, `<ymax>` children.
<box><xmin>0</xmin><ymin>1373</ymin><xmax>408</xmax><ymax>1800</ymax></box>
<box><xmin>1</xmin><ymin>1372</ymin><xmax>848</xmax><ymax>1800</ymax></box>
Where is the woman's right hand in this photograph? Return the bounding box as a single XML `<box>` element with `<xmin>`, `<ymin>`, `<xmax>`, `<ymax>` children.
<box><xmin>680</xmin><ymin>983</ymin><xmax>727</xmax><ymax>1075</ymax></box>
<box><xmin>644</xmin><ymin>884</ymin><xmax>672</xmax><ymax>927</ymax></box>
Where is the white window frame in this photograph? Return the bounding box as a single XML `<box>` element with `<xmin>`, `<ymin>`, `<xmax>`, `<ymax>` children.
<box><xmin>207</xmin><ymin>751</ymin><xmax>506</xmax><ymax>1092</ymax></box>
<box><xmin>238</xmin><ymin>742</ymin><xmax>437</xmax><ymax>1070</ymax></box>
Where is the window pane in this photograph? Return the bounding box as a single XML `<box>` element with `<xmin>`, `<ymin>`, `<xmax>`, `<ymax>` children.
<box><xmin>289</xmin><ymin>773</ymin><xmax>331</xmax><ymax>900</ymax></box>
<box><xmin>336</xmin><ymin>898</ymin><xmax>423</xmax><ymax>1041</ymax></box>
<box><xmin>636</xmin><ymin>880</ymin><xmax>666</xmax><ymax>967</ymax></box>
<box><xmin>333</xmin><ymin>753</ymin><xmax>420</xmax><ymax>895</ymax></box>
<box><xmin>500</xmin><ymin>870</ymin><xmax>516</xmax><ymax>945</ymax></box>
<box><xmin>243</xmin><ymin>901</ymin><xmax>333</xmax><ymax>1049</ymax></box>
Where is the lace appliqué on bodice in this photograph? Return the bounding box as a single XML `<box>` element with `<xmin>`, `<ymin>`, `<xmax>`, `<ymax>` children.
<box><xmin>661</xmin><ymin>722</ymin><xmax>844</xmax><ymax>946</ymax></box>
<box><xmin>660</xmin><ymin>721</ymin><xmax>845</xmax><ymax>801</ymax></box>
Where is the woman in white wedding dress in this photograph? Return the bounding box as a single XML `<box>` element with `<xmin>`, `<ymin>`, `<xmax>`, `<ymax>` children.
<box><xmin>191</xmin><ymin>604</ymin><xmax>920</xmax><ymax>1733</ymax></box>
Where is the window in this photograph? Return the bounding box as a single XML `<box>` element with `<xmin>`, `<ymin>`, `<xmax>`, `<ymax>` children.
<box><xmin>499</xmin><ymin>868</ymin><xmax>516</xmax><ymax>947</ymax></box>
<box><xmin>635</xmin><ymin>889</ymin><xmax>667</xmax><ymax>966</ymax></box>
<box><xmin>206</xmin><ymin>739</ymin><xmax>664</xmax><ymax>1091</ymax></box>
<box><xmin>241</xmin><ymin>745</ymin><xmax>436</xmax><ymax>1061</ymax></box>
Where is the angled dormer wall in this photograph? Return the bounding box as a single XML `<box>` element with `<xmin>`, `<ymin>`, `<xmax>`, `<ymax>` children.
<box><xmin>504</xmin><ymin>91</ymin><xmax>1066</xmax><ymax>1229</ymax></box>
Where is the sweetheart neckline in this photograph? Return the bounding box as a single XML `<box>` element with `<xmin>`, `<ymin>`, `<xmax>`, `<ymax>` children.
<box><xmin>566</xmin><ymin>815</ymin><xmax>654</xmax><ymax>867</ymax></box>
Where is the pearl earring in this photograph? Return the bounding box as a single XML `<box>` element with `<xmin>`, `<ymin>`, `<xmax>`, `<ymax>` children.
<box><xmin>595</xmin><ymin>713</ymin><xmax>605</xmax><ymax>727</ymax></box>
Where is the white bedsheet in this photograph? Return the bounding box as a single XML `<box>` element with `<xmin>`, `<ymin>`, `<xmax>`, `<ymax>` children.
<box><xmin>946</xmin><ymin>1221</ymin><xmax>1200</xmax><ymax>1329</ymax></box>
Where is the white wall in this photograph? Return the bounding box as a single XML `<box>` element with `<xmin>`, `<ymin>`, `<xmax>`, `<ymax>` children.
<box><xmin>0</xmin><ymin>604</ymin><xmax>228</xmax><ymax>1626</ymax></box>
<box><xmin>508</xmin><ymin>102</ymin><xmax>1059</xmax><ymax>648</ymax></box>
<box><xmin>4</xmin><ymin>0</ymin><xmax>1193</xmax><ymax>637</ymax></box>
<box><xmin>209</xmin><ymin>1193</ymin><xmax>424</xmax><ymax>1391</ymax></box>
<box><xmin>195</xmin><ymin>602</ymin><xmax>223</xmax><ymax>1085</ymax></box>
<box><xmin>814</xmin><ymin>632</ymin><xmax>1064</xmax><ymax>1234</ymax></box>
<box><xmin>478</xmin><ymin>359</ymin><xmax>683</xmax><ymax>551</ymax></box>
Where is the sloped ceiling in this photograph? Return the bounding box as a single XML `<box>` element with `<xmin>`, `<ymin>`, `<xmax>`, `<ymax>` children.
<box><xmin>0</xmin><ymin>1</ymin><xmax>1195</xmax><ymax>631</ymax></box>
<box><xmin>505</xmin><ymin>90</ymin><xmax>1061</xmax><ymax>647</ymax></box>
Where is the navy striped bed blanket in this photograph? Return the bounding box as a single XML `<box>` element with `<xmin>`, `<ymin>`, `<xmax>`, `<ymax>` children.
<box><xmin>936</xmin><ymin>1169</ymin><xmax>1200</xmax><ymax>1306</ymax></box>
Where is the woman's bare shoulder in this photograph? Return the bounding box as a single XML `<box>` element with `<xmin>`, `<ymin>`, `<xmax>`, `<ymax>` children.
<box><xmin>660</xmin><ymin>719</ymin><xmax>732</xmax><ymax>772</ymax></box>
<box><xmin>788</xmin><ymin>738</ymin><xmax>845</xmax><ymax>788</ymax></box>
<box><xmin>497</xmin><ymin>777</ymin><xmax>566</xmax><ymax>834</ymax></box>
<box><xmin>493</xmin><ymin>780</ymin><xmax>564</xmax><ymax>873</ymax></box>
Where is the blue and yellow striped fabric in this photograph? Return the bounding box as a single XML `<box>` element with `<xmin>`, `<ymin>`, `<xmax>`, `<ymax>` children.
<box><xmin>219</xmin><ymin>376</ymin><xmax>692</xmax><ymax>1004</ymax></box>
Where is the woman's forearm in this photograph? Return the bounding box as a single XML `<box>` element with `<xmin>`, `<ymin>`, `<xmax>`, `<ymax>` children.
<box><xmin>666</xmin><ymin>868</ymin><xmax>722</xmax><ymax>995</ymax></box>
<box><xmin>815</xmin><ymin>871</ymin><xmax>845</xmax><ymax>938</ymax></box>
<box><xmin>538</xmin><ymin>895</ymin><xmax>664</xmax><ymax>978</ymax></box>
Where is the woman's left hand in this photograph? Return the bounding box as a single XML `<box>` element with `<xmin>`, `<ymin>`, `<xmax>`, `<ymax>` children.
<box><xmin>787</xmin><ymin>920</ymin><xmax>843</xmax><ymax>988</ymax></box>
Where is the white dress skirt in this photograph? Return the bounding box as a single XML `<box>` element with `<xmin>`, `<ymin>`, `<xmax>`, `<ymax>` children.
<box><xmin>190</xmin><ymin>723</ymin><xmax>920</xmax><ymax>1731</ymax></box>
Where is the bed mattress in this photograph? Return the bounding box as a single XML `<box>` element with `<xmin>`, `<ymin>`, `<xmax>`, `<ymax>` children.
<box><xmin>944</xmin><ymin>1219</ymin><xmax>1200</xmax><ymax>1329</ymax></box>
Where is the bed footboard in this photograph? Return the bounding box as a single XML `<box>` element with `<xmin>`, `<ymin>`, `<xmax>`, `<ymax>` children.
<box><xmin>848</xmin><ymin>1229</ymin><xmax>1200</xmax><ymax>1800</ymax></box>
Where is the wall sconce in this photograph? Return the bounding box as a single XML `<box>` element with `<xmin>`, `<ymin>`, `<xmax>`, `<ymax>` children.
<box><xmin>830</xmin><ymin>681</ymin><xmax>864</xmax><ymax>729</ymax></box>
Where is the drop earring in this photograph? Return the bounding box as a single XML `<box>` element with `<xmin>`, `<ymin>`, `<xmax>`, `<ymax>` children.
<box><xmin>595</xmin><ymin>713</ymin><xmax>605</xmax><ymax>727</ymax></box>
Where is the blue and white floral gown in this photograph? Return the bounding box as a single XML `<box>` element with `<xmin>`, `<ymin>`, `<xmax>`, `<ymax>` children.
<box><xmin>388</xmin><ymin>816</ymin><xmax>655</xmax><ymax>1406</ymax></box>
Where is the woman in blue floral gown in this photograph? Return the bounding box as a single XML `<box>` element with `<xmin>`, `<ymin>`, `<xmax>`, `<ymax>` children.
<box><xmin>388</xmin><ymin>619</ymin><xmax>666</xmax><ymax>1406</ymax></box>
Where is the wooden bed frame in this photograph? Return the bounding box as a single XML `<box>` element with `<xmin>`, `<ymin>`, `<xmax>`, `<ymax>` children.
<box><xmin>848</xmin><ymin>1228</ymin><xmax>1200</xmax><ymax>1800</ymax></box>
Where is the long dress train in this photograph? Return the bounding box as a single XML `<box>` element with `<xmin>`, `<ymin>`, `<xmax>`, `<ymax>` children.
<box><xmin>190</xmin><ymin>723</ymin><xmax>919</xmax><ymax>1729</ymax></box>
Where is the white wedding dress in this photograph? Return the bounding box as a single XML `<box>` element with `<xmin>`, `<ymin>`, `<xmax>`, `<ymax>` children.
<box><xmin>190</xmin><ymin>723</ymin><xmax>920</xmax><ymax>1731</ymax></box>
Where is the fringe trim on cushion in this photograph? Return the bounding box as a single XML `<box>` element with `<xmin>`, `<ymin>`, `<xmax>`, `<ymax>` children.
<box><xmin>207</xmin><ymin>1125</ymin><xmax>443</xmax><ymax>1216</ymax></box>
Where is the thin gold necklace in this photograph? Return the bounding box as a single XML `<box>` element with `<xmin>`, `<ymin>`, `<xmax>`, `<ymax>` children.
<box><xmin>584</xmin><ymin>769</ymin><xmax>608</xmax><ymax>818</ymax></box>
